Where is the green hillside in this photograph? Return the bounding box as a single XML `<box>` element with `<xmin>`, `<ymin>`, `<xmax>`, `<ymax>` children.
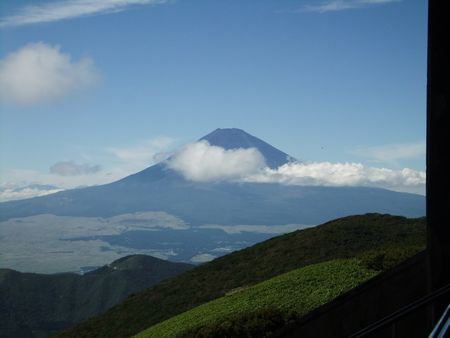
<box><xmin>0</xmin><ymin>255</ymin><xmax>193</xmax><ymax>338</ymax></box>
<box><xmin>136</xmin><ymin>259</ymin><xmax>377</xmax><ymax>338</ymax></box>
<box><xmin>58</xmin><ymin>213</ymin><xmax>425</xmax><ymax>338</ymax></box>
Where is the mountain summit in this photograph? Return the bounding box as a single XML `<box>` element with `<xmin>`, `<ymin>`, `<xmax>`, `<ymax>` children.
<box><xmin>200</xmin><ymin>128</ymin><xmax>293</xmax><ymax>168</ymax></box>
<box><xmin>116</xmin><ymin>128</ymin><xmax>291</xmax><ymax>184</ymax></box>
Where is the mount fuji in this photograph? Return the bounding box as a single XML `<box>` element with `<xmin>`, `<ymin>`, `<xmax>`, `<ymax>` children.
<box><xmin>0</xmin><ymin>128</ymin><xmax>425</xmax><ymax>272</ymax></box>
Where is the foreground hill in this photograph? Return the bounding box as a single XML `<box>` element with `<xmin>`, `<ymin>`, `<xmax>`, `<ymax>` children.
<box><xmin>0</xmin><ymin>255</ymin><xmax>193</xmax><ymax>338</ymax></box>
<box><xmin>57</xmin><ymin>213</ymin><xmax>426</xmax><ymax>338</ymax></box>
<box><xmin>136</xmin><ymin>259</ymin><xmax>378</xmax><ymax>338</ymax></box>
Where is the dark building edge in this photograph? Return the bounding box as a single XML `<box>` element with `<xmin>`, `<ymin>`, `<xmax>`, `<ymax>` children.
<box><xmin>426</xmin><ymin>0</ymin><xmax>450</xmax><ymax>320</ymax></box>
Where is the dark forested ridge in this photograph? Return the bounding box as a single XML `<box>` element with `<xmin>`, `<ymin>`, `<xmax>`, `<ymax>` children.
<box><xmin>0</xmin><ymin>255</ymin><xmax>193</xmax><ymax>338</ymax></box>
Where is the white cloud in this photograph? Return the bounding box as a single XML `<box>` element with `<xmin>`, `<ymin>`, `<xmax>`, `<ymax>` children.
<box><xmin>353</xmin><ymin>141</ymin><xmax>425</xmax><ymax>163</ymax></box>
<box><xmin>0</xmin><ymin>42</ymin><xmax>99</xmax><ymax>105</ymax></box>
<box><xmin>0</xmin><ymin>0</ymin><xmax>168</xmax><ymax>28</ymax></box>
<box><xmin>49</xmin><ymin>161</ymin><xmax>101</xmax><ymax>176</ymax></box>
<box><xmin>299</xmin><ymin>0</ymin><xmax>400</xmax><ymax>13</ymax></box>
<box><xmin>165</xmin><ymin>140</ymin><xmax>266</xmax><ymax>182</ymax></box>
<box><xmin>0</xmin><ymin>183</ymin><xmax>63</xmax><ymax>202</ymax></box>
<box><xmin>244</xmin><ymin>161</ymin><xmax>425</xmax><ymax>194</ymax></box>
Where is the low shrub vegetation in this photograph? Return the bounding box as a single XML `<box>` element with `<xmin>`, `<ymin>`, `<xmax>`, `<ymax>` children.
<box><xmin>135</xmin><ymin>259</ymin><xmax>378</xmax><ymax>338</ymax></box>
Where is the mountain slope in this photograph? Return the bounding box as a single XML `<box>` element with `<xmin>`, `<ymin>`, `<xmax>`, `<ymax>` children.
<box><xmin>57</xmin><ymin>213</ymin><xmax>426</xmax><ymax>338</ymax></box>
<box><xmin>0</xmin><ymin>128</ymin><xmax>425</xmax><ymax>224</ymax></box>
<box><xmin>0</xmin><ymin>255</ymin><xmax>193</xmax><ymax>338</ymax></box>
<box><xmin>0</xmin><ymin>178</ymin><xmax>425</xmax><ymax>225</ymax></box>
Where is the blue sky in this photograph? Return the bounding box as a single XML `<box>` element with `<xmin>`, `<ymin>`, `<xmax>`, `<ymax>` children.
<box><xmin>0</xmin><ymin>0</ymin><xmax>428</xmax><ymax>200</ymax></box>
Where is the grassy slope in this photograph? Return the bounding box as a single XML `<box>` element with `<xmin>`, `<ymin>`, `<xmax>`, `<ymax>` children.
<box><xmin>58</xmin><ymin>214</ymin><xmax>425</xmax><ymax>338</ymax></box>
<box><xmin>136</xmin><ymin>259</ymin><xmax>377</xmax><ymax>338</ymax></box>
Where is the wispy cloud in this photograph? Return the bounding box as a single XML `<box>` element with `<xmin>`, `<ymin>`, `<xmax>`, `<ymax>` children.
<box><xmin>107</xmin><ymin>136</ymin><xmax>176</xmax><ymax>168</ymax></box>
<box><xmin>0</xmin><ymin>0</ymin><xmax>168</xmax><ymax>28</ymax></box>
<box><xmin>298</xmin><ymin>0</ymin><xmax>401</xmax><ymax>13</ymax></box>
<box><xmin>0</xmin><ymin>42</ymin><xmax>99</xmax><ymax>105</ymax></box>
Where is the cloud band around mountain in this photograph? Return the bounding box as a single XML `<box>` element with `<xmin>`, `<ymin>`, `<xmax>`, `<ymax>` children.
<box><xmin>245</xmin><ymin>162</ymin><xmax>425</xmax><ymax>193</ymax></box>
<box><xmin>1</xmin><ymin>140</ymin><xmax>425</xmax><ymax>202</ymax></box>
<box><xmin>166</xmin><ymin>141</ymin><xmax>425</xmax><ymax>194</ymax></box>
